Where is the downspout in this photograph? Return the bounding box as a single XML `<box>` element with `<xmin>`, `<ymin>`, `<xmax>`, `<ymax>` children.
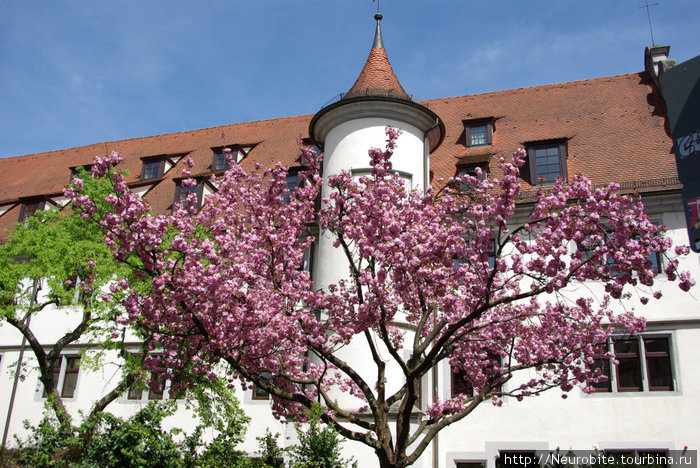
<box><xmin>423</xmin><ymin>118</ymin><xmax>441</xmax><ymax>193</ymax></box>
<box><xmin>2</xmin><ymin>278</ymin><xmax>39</xmax><ymax>448</ymax></box>
<box><xmin>424</xmin><ymin>117</ymin><xmax>441</xmax><ymax>468</ymax></box>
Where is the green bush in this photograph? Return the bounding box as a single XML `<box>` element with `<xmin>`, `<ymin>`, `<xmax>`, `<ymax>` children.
<box><xmin>287</xmin><ymin>405</ymin><xmax>357</xmax><ymax>468</ymax></box>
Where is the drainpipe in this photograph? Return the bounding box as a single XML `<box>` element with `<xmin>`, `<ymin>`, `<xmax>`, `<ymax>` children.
<box><xmin>424</xmin><ymin>117</ymin><xmax>442</xmax><ymax>468</ymax></box>
<box><xmin>2</xmin><ymin>279</ymin><xmax>39</xmax><ymax>448</ymax></box>
<box><xmin>423</xmin><ymin>118</ymin><xmax>441</xmax><ymax>193</ymax></box>
<box><xmin>432</xmin><ymin>364</ymin><xmax>439</xmax><ymax>468</ymax></box>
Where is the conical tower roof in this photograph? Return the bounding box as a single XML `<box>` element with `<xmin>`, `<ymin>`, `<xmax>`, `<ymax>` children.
<box><xmin>343</xmin><ymin>13</ymin><xmax>411</xmax><ymax>101</ymax></box>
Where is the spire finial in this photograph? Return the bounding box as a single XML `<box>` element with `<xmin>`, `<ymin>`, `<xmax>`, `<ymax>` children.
<box><xmin>372</xmin><ymin>10</ymin><xmax>384</xmax><ymax>49</ymax></box>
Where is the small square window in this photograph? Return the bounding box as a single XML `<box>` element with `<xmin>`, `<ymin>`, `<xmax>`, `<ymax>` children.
<box><xmin>18</xmin><ymin>199</ymin><xmax>45</xmax><ymax>224</ymax></box>
<box><xmin>141</xmin><ymin>158</ymin><xmax>165</xmax><ymax>180</ymax></box>
<box><xmin>465</xmin><ymin>122</ymin><xmax>493</xmax><ymax>148</ymax></box>
<box><xmin>212</xmin><ymin>148</ymin><xmax>232</xmax><ymax>171</ymax></box>
<box><xmin>455</xmin><ymin>164</ymin><xmax>487</xmax><ymax>194</ymax></box>
<box><xmin>174</xmin><ymin>180</ymin><xmax>204</xmax><ymax>212</ymax></box>
<box><xmin>69</xmin><ymin>165</ymin><xmax>93</xmax><ymax>181</ymax></box>
<box><xmin>127</xmin><ymin>386</ymin><xmax>143</xmax><ymax>400</ymax></box>
<box><xmin>526</xmin><ymin>142</ymin><xmax>568</xmax><ymax>184</ymax></box>
<box><xmin>252</xmin><ymin>371</ymin><xmax>272</xmax><ymax>400</ymax></box>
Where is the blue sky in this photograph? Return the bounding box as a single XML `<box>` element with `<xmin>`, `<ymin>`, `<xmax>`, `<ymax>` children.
<box><xmin>1</xmin><ymin>0</ymin><xmax>698</xmax><ymax>159</ymax></box>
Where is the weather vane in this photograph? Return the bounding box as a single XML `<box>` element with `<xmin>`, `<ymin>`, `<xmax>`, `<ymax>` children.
<box><xmin>638</xmin><ymin>0</ymin><xmax>660</xmax><ymax>45</ymax></box>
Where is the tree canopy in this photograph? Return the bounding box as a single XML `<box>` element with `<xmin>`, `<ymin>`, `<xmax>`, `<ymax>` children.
<box><xmin>66</xmin><ymin>128</ymin><xmax>694</xmax><ymax>468</ymax></box>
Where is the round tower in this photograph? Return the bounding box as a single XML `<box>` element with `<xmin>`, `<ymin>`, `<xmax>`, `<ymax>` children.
<box><xmin>310</xmin><ymin>12</ymin><xmax>444</xmax><ymax>290</ymax></box>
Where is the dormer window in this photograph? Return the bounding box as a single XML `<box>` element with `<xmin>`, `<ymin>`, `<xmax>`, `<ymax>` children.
<box><xmin>455</xmin><ymin>163</ymin><xmax>488</xmax><ymax>194</ymax></box>
<box><xmin>174</xmin><ymin>179</ymin><xmax>204</xmax><ymax>212</ymax></box>
<box><xmin>212</xmin><ymin>145</ymin><xmax>253</xmax><ymax>171</ymax></box>
<box><xmin>18</xmin><ymin>198</ymin><xmax>45</xmax><ymax>224</ymax></box>
<box><xmin>141</xmin><ymin>157</ymin><xmax>165</xmax><ymax>180</ymax></box>
<box><xmin>69</xmin><ymin>165</ymin><xmax>93</xmax><ymax>181</ymax></box>
<box><xmin>465</xmin><ymin>120</ymin><xmax>493</xmax><ymax>148</ymax></box>
<box><xmin>526</xmin><ymin>141</ymin><xmax>568</xmax><ymax>185</ymax></box>
<box><xmin>212</xmin><ymin>148</ymin><xmax>232</xmax><ymax>171</ymax></box>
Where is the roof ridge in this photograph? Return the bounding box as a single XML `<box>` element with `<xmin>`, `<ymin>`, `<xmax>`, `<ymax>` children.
<box><xmin>0</xmin><ymin>113</ymin><xmax>315</xmax><ymax>162</ymax></box>
<box><xmin>420</xmin><ymin>72</ymin><xmax>646</xmax><ymax>104</ymax></box>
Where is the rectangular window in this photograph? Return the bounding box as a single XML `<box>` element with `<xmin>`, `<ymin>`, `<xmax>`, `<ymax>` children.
<box><xmin>591</xmin><ymin>335</ymin><xmax>674</xmax><ymax>393</ymax></box>
<box><xmin>283</xmin><ymin>169</ymin><xmax>301</xmax><ymax>204</ymax></box>
<box><xmin>42</xmin><ymin>355</ymin><xmax>80</xmax><ymax>398</ymax></box>
<box><xmin>455</xmin><ymin>164</ymin><xmax>487</xmax><ymax>194</ymax></box>
<box><xmin>527</xmin><ymin>142</ymin><xmax>567</xmax><ymax>185</ymax></box>
<box><xmin>465</xmin><ymin>121</ymin><xmax>493</xmax><ymax>148</ymax></box>
<box><xmin>252</xmin><ymin>371</ymin><xmax>272</xmax><ymax>400</ymax></box>
<box><xmin>174</xmin><ymin>180</ymin><xmax>204</xmax><ymax>212</ymax></box>
<box><xmin>148</xmin><ymin>371</ymin><xmax>167</xmax><ymax>400</ymax></box>
<box><xmin>69</xmin><ymin>165</ymin><xmax>93</xmax><ymax>182</ymax></box>
<box><xmin>454</xmin><ymin>238</ymin><xmax>496</xmax><ymax>272</ymax></box>
<box><xmin>451</xmin><ymin>351</ymin><xmax>502</xmax><ymax>398</ymax></box>
<box><xmin>127</xmin><ymin>358</ymin><xmax>174</xmax><ymax>401</ymax></box>
<box><xmin>451</xmin><ymin>367</ymin><xmax>474</xmax><ymax>398</ymax></box>
<box><xmin>18</xmin><ymin>199</ymin><xmax>45</xmax><ymax>224</ymax></box>
<box><xmin>457</xmin><ymin>462</ymin><xmax>486</xmax><ymax>468</ymax></box>
<box><xmin>212</xmin><ymin>148</ymin><xmax>232</xmax><ymax>171</ymax></box>
<box><xmin>61</xmin><ymin>356</ymin><xmax>81</xmax><ymax>398</ymax></box>
<box><xmin>127</xmin><ymin>386</ymin><xmax>143</xmax><ymax>400</ymax></box>
<box><xmin>141</xmin><ymin>158</ymin><xmax>165</xmax><ymax>180</ymax></box>
<box><xmin>300</xmin><ymin>244</ymin><xmax>313</xmax><ymax>273</ymax></box>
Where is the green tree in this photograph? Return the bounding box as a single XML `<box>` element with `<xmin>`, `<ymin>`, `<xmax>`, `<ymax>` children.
<box><xmin>0</xmin><ymin>168</ymin><xmax>151</xmax><ymax>443</ymax></box>
<box><xmin>288</xmin><ymin>405</ymin><xmax>357</xmax><ymax>468</ymax></box>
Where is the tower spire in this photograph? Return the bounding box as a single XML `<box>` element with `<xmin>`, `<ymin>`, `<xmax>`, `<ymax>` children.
<box><xmin>344</xmin><ymin>12</ymin><xmax>410</xmax><ymax>101</ymax></box>
<box><xmin>372</xmin><ymin>13</ymin><xmax>384</xmax><ymax>49</ymax></box>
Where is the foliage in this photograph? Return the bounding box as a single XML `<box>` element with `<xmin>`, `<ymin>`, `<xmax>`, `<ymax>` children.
<box><xmin>179</xmin><ymin>380</ymin><xmax>251</xmax><ymax>467</ymax></box>
<box><xmin>66</xmin><ymin>129</ymin><xmax>695</xmax><ymax>468</ymax></box>
<box><xmin>81</xmin><ymin>402</ymin><xmax>184</xmax><ymax>468</ymax></box>
<box><xmin>12</xmin><ymin>407</ymin><xmax>79</xmax><ymax>467</ymax></box>
<box><xmin>9</xmin><ymin>395</ymin><xmax>253</xmax><ymax>468</ymax></box>
<box><xmin>255</xmin><ymin>430</ymin><xmax>285</xmax><ymax>468</ymax></box>
<box><xmin>0</xmin><ymin>167</ymin><xmax>149</xmax><ymax>428</ymax></box>
<box><xmin>288</xmin><ymin>405</ymin><xmax>357</xmax><ymax>468</ymax></box>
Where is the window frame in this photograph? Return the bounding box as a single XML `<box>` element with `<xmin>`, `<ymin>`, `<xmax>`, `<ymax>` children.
<box><xmin>526</xmin><ymin>141</ymin><xmax>568</xmax><ymax>185</ymax></box>
<box><xmin>590</xmin><ymin>334</ymin><xmax>676</xmax><ymax>394</ymax></box>
<box><xmin>465</xmin><ymin>120</ymin><xmax>493</xmax><ymax>148</ymax></box>
<box><xmin>252</xmin><ymin>371</ymin><xmax>272</xmax><ymax>400</ymax></box>
<box><xmin>212</xmin><ymin>146</ymin><xmax>233</xmax><ymax>171</ymax></box>
<box><xmin>141</xmin><ymin>157</ymin><xmax>166</xmax><ymax>180</ymax></box>
<box><xmin>18</xmin><ymin>199</ymin><xmax>46</xmax><ymax>224</ymax></box>
<box><xmin>41</xmin><ymin>355</ymin><xmax>81</xmax><ymax>399</ymax></box>
<box><xmin>450</xmin><ymin>351</ymin><xmax>503</xmax><ymax>399</ymax></box>
<box><xmin>173</xmin><ymin>179</ymin><xmax>205</xmax><ymax>212</ymax></box>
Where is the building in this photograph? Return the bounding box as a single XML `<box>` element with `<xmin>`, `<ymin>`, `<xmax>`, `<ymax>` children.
<box><xmin>0</xmin><ymin>13</ymin><xmax>697</xmax><ymax>467</ymax></box>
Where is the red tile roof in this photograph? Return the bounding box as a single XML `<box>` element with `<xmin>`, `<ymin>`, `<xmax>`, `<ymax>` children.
<box><xmin>345</xmin><ymin>46</ymin><xmax>410</xmax><ymax>101</ymax></box>
<box><xmin>0</xmin><ymin>72</ymin><xmax>679</xmax><ymax>241</ymax></box>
